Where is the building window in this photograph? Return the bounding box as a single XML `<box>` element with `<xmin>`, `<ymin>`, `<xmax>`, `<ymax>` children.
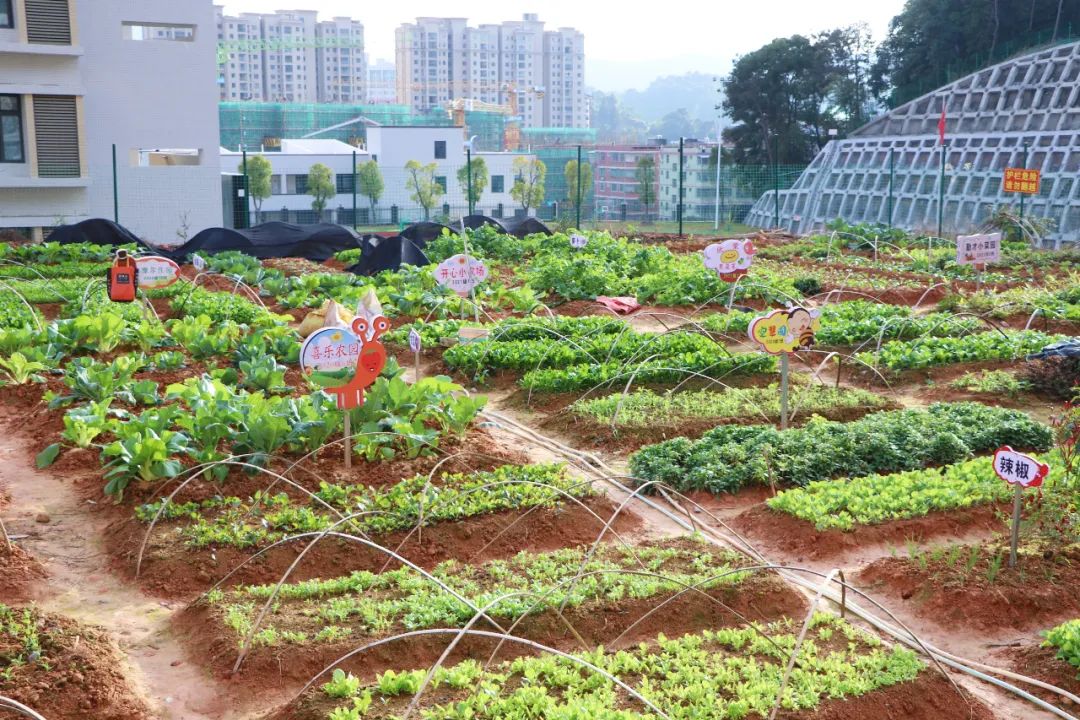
<box><xmin>434</xmin><ymin>140</ymin><xmax>446</xmax><ymax>159</ymax></box>
<box><xmin>0</xmin><ymin>95</ymin><xmax>23</xmax><ymax>163</ymax></box>
<box><xmin>434</xmin><ymin>175</ymin><xmax>447</xmax><ymax>192</ymax></box>
<box><xmin>336</xmin><ymin>174</ymin><xmax>355</xmax><ymax>194</ymax></box>
<box><xmin>491</xmin><ymin>175</ymin><xmax>504</xmax><ymax>193</ymax></box>
<box><xmin>0</xmin><ymin>0</ymin><xmax>12</xmax><ymax>28</ymax></box>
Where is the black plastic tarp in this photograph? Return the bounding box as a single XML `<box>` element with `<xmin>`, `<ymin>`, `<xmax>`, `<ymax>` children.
<box><xmin>345</xmin><ymin>235</ymin><xmax>429</xmax><ymax>276</ymax></box>
<box><xmin>46</xmin><ymin>219</ymin><xmax>153</xmax><ymax>250</ymax></box>
<box><xmin>167</xmin><ymin>222</ymin><xmax>362</xmax><ymax>261</ymax></box>
<box><xmin>399</xmin><ymin>221</ymin><xmax>454</xmax><ymax>244</ymax></box>
<box><xmin>462</xmin><ymin>215</ymin><xmax>552</xmax><ymax>238</ymax></box>
<box><xmin>1027</xmin><ymin>339</ymin><xmax>1080</xmax><ymax>360</ymax></box>
<box><xmin>504</xmin><ymin>216</ymin><xmax>552</xmax><ymax>238</ymax></box>
<box><xmin>463</xmin><ymin>215</ymin><xmax>509</xmax><ymax>233</ymax></box>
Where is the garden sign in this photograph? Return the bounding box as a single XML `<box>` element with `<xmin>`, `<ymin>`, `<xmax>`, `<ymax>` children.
<box><xmin>955</xmin><ymin>232</ymin><xmax>1001</xmax><ymax>267</ymax></box>
<box><xmin>134</xmin><ymin>256</ymin><xmax>181</xmax><ymax>290</ymax></box>
<box><xmin>703</xmin><ymin>239</ymin><xmax>756</xmax><ymax>283</ymax></box>
<box><xmin>993</xmin><ymin>445</ymin><xmax>1050</xmax><ymax>568</ymax></box>
<box><xmin>436</xmin><ymin>254</ymin><xmax>488</xmax><ymax>297</ymax></box>
<box><xmin>748</xmin><ymin>306</ymin><xmax>821</xmax><ymax>431</ymax></box>
<box><xmin>299</xmin><ymin>316</ymin><xmax>391</xmax><ymax>468</ymax></box>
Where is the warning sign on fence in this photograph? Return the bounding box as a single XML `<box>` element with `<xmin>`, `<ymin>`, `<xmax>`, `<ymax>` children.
<box><xmin>1003</xmin><ymin>168</ymin><xmax>1040</xmax><ymax>194</ymax></box>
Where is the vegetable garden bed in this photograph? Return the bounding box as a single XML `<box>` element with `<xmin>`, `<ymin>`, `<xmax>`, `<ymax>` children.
<box><xmin>857</xmin><ymin>543</ymin><xmax>1080</xmax><ymax>632</ymax></box>
<box><xmin>184</xmin><ymin>537</ymin><xmax>805</xmax><ymax>684</ymax></box>
<box><xmin>274</xmin><ymin>614</ymin><xmax>991</xmax><ymax>720</ymax></box>
<box><xmin>556</xmin><ymin>384</ymin><xmax>898</xmax><ymax>451</ymax></box>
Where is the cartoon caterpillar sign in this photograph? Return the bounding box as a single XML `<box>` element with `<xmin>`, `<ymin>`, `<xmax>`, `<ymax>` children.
<box><xmin>747</xmin><ymin>306</ymin><xmax>821</xmax><ymax>354</ymax></box>
<box><xmin>299</xmin><ymin>316</ymin><xmax>390</xmax><ymax>410</ymax></box>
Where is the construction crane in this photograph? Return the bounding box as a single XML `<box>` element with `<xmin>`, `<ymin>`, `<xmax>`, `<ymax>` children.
<box><xmin>444</xmin><ymin>84</ymin><xmax>545</xmax><ymax>151</ymax></box>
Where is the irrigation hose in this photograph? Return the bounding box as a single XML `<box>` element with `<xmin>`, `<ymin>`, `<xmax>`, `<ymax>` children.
<box><xmin>479</xmin><ymin>408</ymin><xmax>1080</xmax><ymax>720</ymax></box>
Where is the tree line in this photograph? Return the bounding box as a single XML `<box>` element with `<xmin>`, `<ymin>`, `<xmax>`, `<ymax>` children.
<box><xmin>593</xmin><ymin>0</ymin><xmax>1078</xmax><ymax>165</ymax></box>
<box><xmin>238</xmin><ymin>155</ymin><xmax>596</xmax><ymax>224</ymax></box>
<box><xmin>724</xmin><ymin>0</ymin><xmax>1076</xmax><ymax>164</ymax></box>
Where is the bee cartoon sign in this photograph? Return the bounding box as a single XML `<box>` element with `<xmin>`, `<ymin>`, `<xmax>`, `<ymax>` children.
<box><xmin>703</xmin><ymin>239</ymin><xmax>756</xmax><ymax>282</ymax></box>
<box><xmin>747</xmin><ymin>306</ymin><xmax>821</xmax><ymax>355</ymax></box>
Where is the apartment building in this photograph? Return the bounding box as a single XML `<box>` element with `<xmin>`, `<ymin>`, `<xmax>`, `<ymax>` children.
<box><xmin>215</xmin><ymin>7</ymin><xmax>366</xmax><ymax>104</ymax></box>
<box><xmin>659</xmin><ymin>139</ymin><xmax>718</xmax><ymax>221</ymax></box>
<box><xmin>366</xmin><ymin>58</ymin><xmax>396</xmax><ymax>104</ymax></box>
<box><xmin>215</xmin><ymin>11</ymin><xmax>264</xmax><ymax>101</ymax></box>
<box><xmin>591</xmin><ymin>145</ymin><xmax>662</xmax><ymax>221</ymax></box>
<box><xmin>395</xmin><ymin>14</ymin><xmax>586</xmax><ymax>128</ymax></box>
<box><xmin>315</xmin><ymin>17</ymin><xmax>365</xmax><ymax>103</ymax></box>
<box><xmin>0</xmin><ymin>0</ymin><xmax>222</xmax><ymax>242</ymax></box>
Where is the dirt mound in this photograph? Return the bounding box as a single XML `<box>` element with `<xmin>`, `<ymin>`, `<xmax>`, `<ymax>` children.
<box><xmin>1005</xmin><ymin>643</ymin><xmax>1080</xmax><ymax>710</ymax></box>
<box><xmin>0</xmin><ymin>544</ymin><xmax>46</xmax><ymax>600</ymax></box>
<box><xmin>775</xmin><ymin>673</ymin><xmax>993</xmax><ymax>720</ymax></box>
<box><xmin>0</xmin><ymin>607</ymin><xmax>150</xmax><ymax>720</ymax></box>
<box><xmin>733</xmin><ymin>503</ymin><xmax>1004</xmax><ymax>561</ymax></box>
<box><xmin>857</xmin><ymin>545</ymin><xmax>1080</xmax><ymax>633</ymax></box>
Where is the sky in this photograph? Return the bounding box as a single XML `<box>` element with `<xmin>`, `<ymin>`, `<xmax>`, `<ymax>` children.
<box><xmin>220</xmin><ymin>0</ymin><xmax>908</xmax><ymax>92</ymax></box>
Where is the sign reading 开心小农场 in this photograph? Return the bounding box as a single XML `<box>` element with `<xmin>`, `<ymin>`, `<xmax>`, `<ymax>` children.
<box><xmin>703</xmin><ymin>239</ymin><xmax>756</xmax><ymax>282</ymax></box>
<box><xmin>747</xmin><ymin>306</ymin><xmax>821</xmax><ymax>355</ymax></box>
<box><xmin>993</xmin><ymin>446</ymin><xmax>1050</xmax><ymax>488</ymax></box>
<box><xmin>1003</xmin><ymin>168</ymin><xmax>1040</xmax><ymax>195</ymax></box>
<box><xmin>435</xmin><ymin>254</ymin><xmax>488</xmax><ymax>297</ymax></box>
<box><xmin>956</xmin><ymin>232</ymin><xmax>1001</xmax><ymax>266</ymax></box>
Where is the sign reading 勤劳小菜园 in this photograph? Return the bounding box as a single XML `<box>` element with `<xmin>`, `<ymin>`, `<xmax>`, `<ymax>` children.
<box><xmin>993</xmin><ymin>446</ymin><xmax>1050</xmax><ymax>488</ymax></box>
<box><xmin>747</xmin><ymin>306</ymin><xmax>821</xmax><ymax>355</ymax></box>
<box><xmin>703</xmin><ymin>239</ymin><xmax>756</xmax><ymax>282</ymax></box>
<box><xmin>956</xmin><ymin>232</ymin><xmax>1002</xmax><ymax>266</ymax></box>
<box><xmin>435</xmin><ymin>254</ymin><xmax>488</xmax><ymax>297</ymax></box>
<box><xmin>134</xmin><ymin>256</ymin><xmax>180</xmax><ymax>289</ymax></box>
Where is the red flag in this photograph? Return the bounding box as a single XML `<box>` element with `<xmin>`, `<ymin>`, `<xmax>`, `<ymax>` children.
<box><xmin>937</xmin><ymin>100</ymin><xmax>946</xmax><ymax>146</ymax></box>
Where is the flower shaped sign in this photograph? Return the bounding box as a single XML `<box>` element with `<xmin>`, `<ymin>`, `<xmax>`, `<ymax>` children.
<box><xmin>703</xmin><ymin>239</ymin><xmax>756</xmax><ymax>282</ymax></box>
<box><xmin>993</xmin><ymin>446</ymin><xmax>1050</xmax><ymax>488</ymax></box>
<box><xmin>748</xmin><ymin>306</ymin><xmax>821</xmax><ymax>355</ymax></box>
<box><xmin>436</xmin><ymin>254</ymin><xmax>488</xmax><ymax>297</ymax></box>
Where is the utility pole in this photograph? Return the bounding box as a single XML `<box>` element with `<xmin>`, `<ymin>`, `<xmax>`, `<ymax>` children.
<box><xmin>937</xmin><ymin>143</ymin><xmax>947</xmax><ymax>240</ymax></box>
<box><xmin>352</xmin><ymin>150</ymin><xmax>358</xmax><ymax>230</ymax></box>
<box><xmin>1019</xmin><ymin>142</ymin><xmax>1028</xmax><ymax>236</ymax></box>
<box><xmin>466</xmin><ymin>144</ymin><xmax>473</xmax><ymax>217</ymax></box>
<box><xmin>887</xmin><ymin>148</ymin><xmax>895</xmax><ymax>228</ymax></box>
<box><xmin>111</xmin><ymin>144</ymin><xmax>119</xmax><ymax>224</ymax></box>
<box><xmin>772</xmin><ymin>135</ymin><xmax>780</xmax><ymax>229</ymax></box>
<box><xmin>678</xmin><ymin>137</ymin><xmax>685</xmax><ymax>237</ymax></box>
<box><xmin>575</xmin><ymin>145</ymin><xmax>583</xmax><ymax>230</ymax></box>
<box><xmin>713</xmin><ymin>77</ymin><xmax>726</xmax><ymax>231</ymax></box>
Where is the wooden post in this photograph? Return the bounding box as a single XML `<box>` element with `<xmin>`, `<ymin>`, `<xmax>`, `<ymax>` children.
<box><xmin>343</xmin><ymin>412</ymin><xmax>352</xmax><ymax>470</ymax></box>
<box><xmin>779</xmin><ymin>353</ymin><xmax>790</xmax><ymax>431</ymax></box>
<box><xmin>1009</xmin><ymin>484</ymin><xmax>1022</xmax><ymax>568</ymax></box>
